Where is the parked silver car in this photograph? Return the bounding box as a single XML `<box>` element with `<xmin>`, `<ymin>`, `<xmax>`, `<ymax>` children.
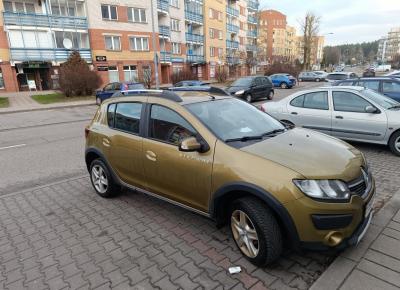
<box><xmin>260</xmin><ymin>86</ymin><xmax>400</xmax><ymax>156</ymax></box>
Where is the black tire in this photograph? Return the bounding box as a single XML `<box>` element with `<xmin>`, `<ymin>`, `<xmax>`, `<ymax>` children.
<box><xmin>388</xmin><ymin>131</ymin><xmax>400</xmax><ymax>156</ymax></box>
<box><xmin>298</xmin><ymin>78</ymin><xmax>303</xmax><ymax>82</ymax></box>
<box><xmin>316</xmin><ymin>78</ymin><xmax>320</xmax><ymax>82</ymax></box>
<box><xmin>280</xmin><ymin>82</ymin><xmax>288</xmax><ymax>89</ymax></box>
<box><xmin>90</xmin><ymin>159</ymin><xmax>120</xmax><ymax>198</ymax></box>
<box><xmin>229</xmin><ymin>197</ymin><xmax>282</xmax><ymax>266</ymax></box>
<box><xmin>245</xmin><ymin>94</ymin><xmax>253</xmax><ymax>103</ymax></box>
<box><xmin>267</xmin><ymin>90</ymin><xmax>274</xmax><ymax>100</ymax></box>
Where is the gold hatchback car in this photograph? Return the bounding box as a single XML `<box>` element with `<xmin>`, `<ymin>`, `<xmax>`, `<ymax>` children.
<box><xmin>85</xmin><ymin>90</ymin><xmax>376</xmax><ymax>266</ymax></box>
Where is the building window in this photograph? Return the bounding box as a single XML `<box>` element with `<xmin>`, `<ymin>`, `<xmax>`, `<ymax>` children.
<box><xmin>171</xmin><ymin>19</ymin><xmax>180</xmax><ymax>31</ymax></box>
<box><xmin>108</xmin><ymin>66</ymin><xmax>119</xmax><ymax>82</ymax></box>
<box><xmin>209</xmin><ymin>28</ymin><xmax>214</xmax><ymax>39</ymax></box>
<box><xmin>218</xmin><ymin>30</ymin><xmax>223</xmax><ymax>39</ymax></box>
<box><xmin>172</xmin><ymin>42</ymin><xmax>181</xmax><ymax>54</ymax></box>
<box><xmin>123</xmin><ymin>65</ymin><xmax>138</xmax><ymax>81</ymax></box>
<box><xmin>101</xmin><ymin>4</ymin><xmax>117</xmax><ymax>20</ymax></box>
<box><xmin>218</xmin><ymin>48</ymin><xmax>223</xmax><ymax>57</ymax></box>
<box><xmin>0</xmin><ymin>69</ymin><xmax>4</xmax><ymax>89</ymax></box>
<box><xmin>170</xmin><ymin>0</ymin><xmax>179</xmax><ymax>8</ymax></box>
<box><xmin>128</xmin><ymin>7</ymin><xmax>147</xmax><ymax>23</ymax></box>
<box><xmin>105</xmin><ymin>35</ymin><xmax>121</xmax><ymax>51</ymax></box>
<box><xmin>129</xmin><ymin>37</ymin><xmax>149</xmax><ymax>51</ymax></box>
<box><xmin>210</xmin><ymin>47</ymin><xmax>215</xmax><ymax>57</ymax></box>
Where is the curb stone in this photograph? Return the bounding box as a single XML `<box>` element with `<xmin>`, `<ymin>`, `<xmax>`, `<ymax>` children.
<box><xmin>310</xmin><ymin>190</ymin><xmax>400</xmax><ymax>290</ymax></box>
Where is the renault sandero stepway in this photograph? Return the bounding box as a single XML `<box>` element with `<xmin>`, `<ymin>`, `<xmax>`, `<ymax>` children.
<box><xmin>85</xmin><ymin>90</ymin><xmax>376</xmax><ymax>266</ymax></box>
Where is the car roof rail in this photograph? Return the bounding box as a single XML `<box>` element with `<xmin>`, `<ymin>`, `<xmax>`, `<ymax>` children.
<box><xmin>115</xmin><ymin>90</ymin><xmax>183</xmax><ymax>102</ymax></box>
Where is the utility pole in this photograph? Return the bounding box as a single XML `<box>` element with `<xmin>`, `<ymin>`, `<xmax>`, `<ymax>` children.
<box><xmin>150</xmin><ymin>0</ymin><xmax>160</xmax><ymax>89</ymax></box>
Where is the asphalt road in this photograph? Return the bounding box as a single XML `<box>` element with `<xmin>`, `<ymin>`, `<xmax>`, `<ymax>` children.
<box><xmin>0</xmin><ymin>106</ymin><xmax>97</xmax><ymax>195</ymax></box>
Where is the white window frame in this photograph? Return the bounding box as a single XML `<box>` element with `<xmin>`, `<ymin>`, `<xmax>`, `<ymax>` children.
<box><xmin>108</xmin><ymin>66</ymin><xmax>119</xmax><ymax>82</ymax></box>
<box><xmin>172</xmin><ymin>42</ymin><xmax>181</xmax><ymax>55</ymax></box>
<box><xmin>128</xmin><ymin>7</ymin><xmax>147</xmax><ymax>23</ymax></box>
<box><xmin>101</xmin><ymin>4</ymin><xmax>118</xmax><ymax>21</ymax></box>
<box><xmin>130</xmin><ymin>37</ymin><xmax>150</xmax><ymax>51</ymax></box>
<box><xmin>171</xmin><ymin>19</ymin><xmax>180</xmax><ymax>31</ymax></box>
<box><xmin>209</xmin><ymin>28</ymin><xmax>214</xmax><ymax>39</ymax></box>
<box><xmin>123</xmin><ymin>65</ymin><xmax>138</xmax><ymax>82</ymax></box>
<box><xmin>104</xmin><ymin>35</ymin><xmax>121</xmax><ymax>51</ymax></box>
<box><xmin>210</xmin><ymin>47</ymin><xmax>215</xmax><ymax>57</ymax></box>
<box><xmin>170</xmin><ymin>0</ymin><xmax>179</xmax><ymax>8</ymax></box>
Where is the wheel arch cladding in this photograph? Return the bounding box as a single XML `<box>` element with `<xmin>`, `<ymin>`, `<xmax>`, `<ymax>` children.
<box><xmin>210</xmin><ymin>182</ymin><xmax>301</xmax><ymax>249</ymax></box>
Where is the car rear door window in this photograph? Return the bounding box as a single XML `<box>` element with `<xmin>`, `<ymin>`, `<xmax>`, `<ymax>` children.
<box><xmin>114</xmin><ymin>103</ymin><xmax>142</xmax><ymax>134</ymax></box>
<box><xmin>107</xmin><ymin>103</ymin><xmax>116</xmax><ymax>127</ymax></box>
<box><xmin>382</xmin><ymin>81</ymin><xmax>400</xmax><ymax>93</ymax></box>
<box><xmin>290</xmin><ymin>95</ymin><xmax>305</xmax><ymax>107</ymax></box>
<box><xmin>303</xmin><ymin>91</ymin><xmax>329</xmax><ymax>110</ymax></box>
<box><xmin>333</xmin><ymin>91</ymin><xmax>371</xmax><ymax>113</ymax></box>
<box><xmin>149</xmin><ymin>105</ymin><xmax>196</xmax><ymax>146</ymax></box>
<box><xmin>357</xmin><ymin>80</ymin><xmax>380</xmax><ymax>91</ymax></box>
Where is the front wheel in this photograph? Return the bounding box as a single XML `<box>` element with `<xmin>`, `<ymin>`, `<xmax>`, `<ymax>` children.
<box><xmin>280</xmin><ymin>82</ymin><xmax>288</xmax><ymax>89</ymax></box>
<box><xmin>96</xmin><ymin>97</ymin><xmax>101</xmax><ymax>105</ymax></box>
<box><xmin>389</xmin><ymin>131</ymin><xmax>400</xmax><ymax>156</ymax></box>
<box><xmin>230</xmin><ymin>197</ymin><xmax>282</xmax><ymax>266</ymax></box>
<box><xmin>316</xmin><ymin>78</ymin><xmax>320</xmax><ymax>82</ymax></box>
<box><xmin>90</xmin><ymin>159</ymin><xmax>120</xmax><ymax>198</ymax></box>
<box><xmin>245</xmin><ymin>94</ymin><xmax>253</xmax><ymax>103</ymax></box>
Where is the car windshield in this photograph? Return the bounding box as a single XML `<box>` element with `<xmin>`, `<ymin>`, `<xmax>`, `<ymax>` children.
<box><xmin>185</xmin><ymin>98</ymin><xmax>285</xmax><ymax>141</ymax></box>
<box><xmin>327</xmin><ymin>74</ymin><xmax>347</xmax><ymax>80</ymax></box>
<box><xmin>231</xmin><ymin>77</ymin><xmax>253</xmax><ymax>86</ymax></box>
<box><xmin>127</xmin><ymin>83</ymin><xmax>145</xmax><ymax>90</ymax></box>
<box><xmin>361</xmin><ymin>89</ymin><xmax>400</xmax><ymax>109</ymax></box>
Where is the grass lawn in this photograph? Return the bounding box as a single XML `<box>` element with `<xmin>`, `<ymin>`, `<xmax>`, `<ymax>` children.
<box><xmin>0</xmin><ymin>97</ymin><xmax>9</xmax><ymax>108</ymax></box>
<box><xmin>31</xmin><ymin>93</ymin><xmax>93</xmax><ymax>104</ymax></box>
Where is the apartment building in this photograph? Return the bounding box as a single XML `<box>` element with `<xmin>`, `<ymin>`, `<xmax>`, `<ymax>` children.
<box><xmin>378</xmin><ymin>27</ymin><xmax>400</xmax><ymax>63</ymax></box>
<box><xmin>0</xmin><ymin>0</ymin><xmax>91</xmax><ymax>91</ymax></box>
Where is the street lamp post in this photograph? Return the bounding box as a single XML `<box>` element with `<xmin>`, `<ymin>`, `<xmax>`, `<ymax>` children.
<box><xmin>150</xmin><ymin>0</ymin><xmax>160</xmax><ymax>89</ymax></box>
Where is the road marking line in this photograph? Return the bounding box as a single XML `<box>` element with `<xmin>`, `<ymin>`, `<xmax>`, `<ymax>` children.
<box><xmin>0</xmin><ymin>144</ymin><xmax>26</xmax><ymax>150</ymax></box>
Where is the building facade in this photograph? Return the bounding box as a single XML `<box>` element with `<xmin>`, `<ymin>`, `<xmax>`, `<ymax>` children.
<box><xmin>378</xmin><ymin>27</ymin><xmax>400</xmax><ymax>63</ymax></box>
<box><xmin>295</xmin><ymin>35</ymin><xmax>325</xmax><ymax>69</ymax></box>
<box><xmin>0</xmin><ymin>0</ymin><xmax>259</xmax><ymax>92</ymax></box>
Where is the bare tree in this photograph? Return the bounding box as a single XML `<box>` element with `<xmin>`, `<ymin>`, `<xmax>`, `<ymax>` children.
<box><xmin>299</xmin><ymin>12</ymin><xmax>321</xmax><ymax>70</ymax></box>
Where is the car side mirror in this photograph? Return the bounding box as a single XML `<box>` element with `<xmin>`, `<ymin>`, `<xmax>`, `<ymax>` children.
<box><xmin>179</xmin><ymin>137</ymin><xmax>202</xmax><ymax>152</ymax></box>
<box><xmin>365</xmin><ymin>106</ymin><xmax>378</xmax><ymax>113</ymax></box>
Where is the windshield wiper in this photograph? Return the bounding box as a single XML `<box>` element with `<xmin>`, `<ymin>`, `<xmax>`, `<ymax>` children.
<box><xmin>224</xmin><ymin>129</ymin><xmax>286</xmax><ymax>143</ymax></box>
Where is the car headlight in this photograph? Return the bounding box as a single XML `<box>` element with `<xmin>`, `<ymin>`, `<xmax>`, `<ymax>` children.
<box><xmin>235</xmin><ymin>90</ymin><xmax>245</xmax><ymax>96</ymax></box>
<box><xmin>293</xmin><ymin>179</ymin><xmax>350</xmax><ymax>200</ymax></box>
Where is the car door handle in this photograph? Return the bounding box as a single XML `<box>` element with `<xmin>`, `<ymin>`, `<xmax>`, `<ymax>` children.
<box><xmin>102</xmin><ymin>138</ymin><xmax>111</xmax><ymax>147</ymax></box>
<box><xmin>145</xmin><ymin>150</ymin><xmax>157</xmax><ymax>162</ymax></box>
<box><xmin>291</xmin><ymin>112</ymin><xmax>298</xmax><ymax>115</ymax></box>
<box><xmin>335</xmin><ymin>116</ymin><xmax>344</xmax><ymax>119</ymax></box>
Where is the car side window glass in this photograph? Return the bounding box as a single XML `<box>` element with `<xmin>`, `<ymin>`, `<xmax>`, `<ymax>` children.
<box><xmin>264</xmin><ymin>77</ymin><xmax>272</xmax><ymax>85</ymax></box>
<box><xmin>383</xmin><ymin>81</ymin><xmax>400</xmax><ymax>93</ymax></box>
<box><xmin>333</xmin><ymin>91</ymin><xmax>371</xmax><ymax>113</ymax></box>
<box><xmin>114</xmin><ymin>103</ymin><xmax>142</xmax><ymax>134</ymax></box>
<box><xmin>290</xmin><ymin>95</ymin><xmax>305</xmax><ymax>108</ymax></box>
<box><xmin>338</xmin><ymin>82</ymin><xmax>351</xmax><ymax>86</ymax></box>
<box><xmin>149</xmin><ymin>105</ymin><xmax>197</xmax><ymax>146</ymax></box>
<box><xmin>303</xmin><ymin>91</ymin><xmax>329</xmax><ymax>110</ymax></box>
<box><xmin>113</xmin><ymin>83</ymin><xmax>121</xmax><ymax>90</ymax></box>
<box><xmin>104</xmin><ymin>84</ymin><xmax>113</xmax><ymax>91</ymax></box>
<box><xmin>255</xmin><ymin>78</ymin><xmax>263</xmax><ymax>86</ymax></box>
<box><xmin>107</xmin><ymin>103</ymin><xmax>116</xmax><ymax>127</ymax></box>
<box><xmin>359</xmin><ymin>81</ymin><xmax>380</xmax><ymax>91</ymax></box>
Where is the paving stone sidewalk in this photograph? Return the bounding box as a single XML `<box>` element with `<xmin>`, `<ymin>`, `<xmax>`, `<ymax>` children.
<box><xmin>311</xmin><ymin>190</ymin><xmax>400</xmax><ymax>290</ymax></box>
<box><xmin>0</xmin><ymin>176</ymin><xmax>335</xmax><ymax>290</ymax></box>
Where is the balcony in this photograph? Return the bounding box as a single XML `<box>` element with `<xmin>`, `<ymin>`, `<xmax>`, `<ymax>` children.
<box><xmin>185</xmin><ymin>10</ymin><xmax>203</xmax><ymax>24</ymax></box>
<box><xmin>185</xmin><ymin>32</ymin><xmax>204</xmax><ymax>44</ymax></box>
<box><xmin>9</xmin><ymin>48</ymin><xmax>92</xmax><ymax>63</ymax></box>
<box><xmin>159</xmin><ymin>25</ymin><xmax>170</xmax><ymax>38</ymax></box>
<box><xmin>160</xmin><ymin>51</ymin><xmax>172</xmax><ymax>63</ymax></box>
<box><xmin>3</xmin><ymin>11</ymin><xmax>88</xmax><ymax>30</ymax></box>
<box><xmin>226</xmin><ymin>6</ymin><xmax>239</xmax><ymax>17</ymax></box>
<box><xmin>246</xmin><ymin>44</ymin><xmax>257</xmax><ymax>51</ymax></box>
<box><xmin>247</xmin><ymin>30</ymin><xmax>257</xmax><ymax>38</ymax></box>
<box><xmin>186</xmin><ymin>54</ymin><xmax>205</xmax><ymax>63</ymax></box>
<box><xmin>227</xmin><ymin>23</ymin><xmax>239</xmax><ymax>34</ymax></box>
<box><xmin>247</xmin><ymin>15</ymin><xmax>257</xmax><ymax>24</ymax></box>
<box><xmin>186</xmin><ymin>0</ymin><xmax>204</xmax><ymax>3</ymax></box>
<box><xmin>157</xmin><ymin>0</ymin><xmax>169</xmax><ymax>14</ymax></box>
<box><xmin>227</xmin><ymin>56</ymin><xmax>240</xmax><ymax>64</ymax></box>
<box><xmin>247</xmin><ymin>0</ymin><xmax>259</xmax><ymax>11</ymax></box>
<box><xmin>226</xmin><ymin>40</ymin><xmax>239</xmax><ymax>49</ymax></box>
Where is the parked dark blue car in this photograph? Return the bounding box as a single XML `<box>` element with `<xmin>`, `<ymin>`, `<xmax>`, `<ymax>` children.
<box><xmin>269</xmin><ymin>74</ymin><xmax>296</xmax><ymax>89</ymax></box>
<box><xmin>95</xmin><ymin>82</ymin><xmax>145</xmax><ymax>104</ymax></box>
<box><xmin>332</xmin><ymin>77</ymin><xmax>400</xmax><ymax>102</ymax></box>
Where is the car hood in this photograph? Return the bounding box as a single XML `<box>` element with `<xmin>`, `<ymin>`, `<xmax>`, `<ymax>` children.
<box><xmin>241</xmin><ymin>128</ymin><xmax>364</xmax><ymax>181</ymax></box>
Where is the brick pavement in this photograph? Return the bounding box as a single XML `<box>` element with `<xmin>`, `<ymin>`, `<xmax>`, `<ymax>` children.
<box><xmin>0</xmin><ymin>144</ymin><xmax>398</xmax><ymax>290</ymax></box>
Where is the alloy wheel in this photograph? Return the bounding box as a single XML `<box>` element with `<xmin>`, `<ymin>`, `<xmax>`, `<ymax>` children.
<box><xmin>91</xmin><ymin>165</ymin><xmax>108</xmax><ymax>194</ymax></box>
<box><xmin>246</xmin><ymin>95</ymin><xmax>252</xmax><ymax>102</ymax></box>
<box><xmin>231</xmin><ymin>210</ymin><xmax>259</xmax><ymax>258</ymax></box>
<box><xmin>395</xmin><ymin>136</ymin><xmax>400</xmax><ymax>153</ymax></box>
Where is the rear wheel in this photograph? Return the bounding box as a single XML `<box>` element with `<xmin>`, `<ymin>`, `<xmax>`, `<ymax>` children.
<box><xmin>245</xmin><ymin>94</ymin><xmax>253</xmax><ymax>103</ymax></box>
<box><xmin>280</xmin><ymin>82</ymin><xmax>288</xmax><ymax>89</ymax></box>
<box><xmin>389</xmin><ymin>131</ymin><xmax>400</xmax><ymax>156</ymax></box>
<box><xmin>90</xmin><ymin>159</ymin><xmax>120</xmax><ymax>198</ymax></box>
<box><xmin>230</xmin><ymin>197</ymin><xmax>282</xmax><ymax>266</ymax></box>
<box><xmin>267</xmin><ymin>90</ymin><xmax>274</xmax><ymax>100</ymax></box>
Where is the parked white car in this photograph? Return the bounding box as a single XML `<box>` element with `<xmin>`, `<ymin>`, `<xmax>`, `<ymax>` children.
<box><xmin>260</xmin><ymin>86</ymin><xmax>400</xmax><ymax>155</ymax></box>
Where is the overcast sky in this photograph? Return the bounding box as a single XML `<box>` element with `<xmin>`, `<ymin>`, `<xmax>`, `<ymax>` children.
<box><xmin>259</xmin><ymin>0</ymin><xmax>400</xmax><ymax>46</ymax></box>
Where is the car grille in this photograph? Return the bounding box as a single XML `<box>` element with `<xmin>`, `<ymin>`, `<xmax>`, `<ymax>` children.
<box><xmin>348</xmin><ymin>168</ymin><xmax>369</xmax><ymax>197</ymax></box>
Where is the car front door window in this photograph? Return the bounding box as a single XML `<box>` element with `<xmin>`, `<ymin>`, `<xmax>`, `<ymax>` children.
<box><xmin>149</xmin><ymin>105</ymin><xmax>197</xmax><ymax>146</ymax></box>
<box><xmin>333</xmin><ymin>91</ymin><xmax>372</xmax><ymax>113</ymax></box>
<box><xmin>383</xmin><ymin>81</ymin><xmax>400</xmax><ymax>94</ymax></box>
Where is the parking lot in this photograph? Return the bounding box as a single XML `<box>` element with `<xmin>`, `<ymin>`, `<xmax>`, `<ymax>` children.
<box><xmin>0</xmin><ymin>82</ymin><xmax>399</xmax><ymax>289</ymax></box>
